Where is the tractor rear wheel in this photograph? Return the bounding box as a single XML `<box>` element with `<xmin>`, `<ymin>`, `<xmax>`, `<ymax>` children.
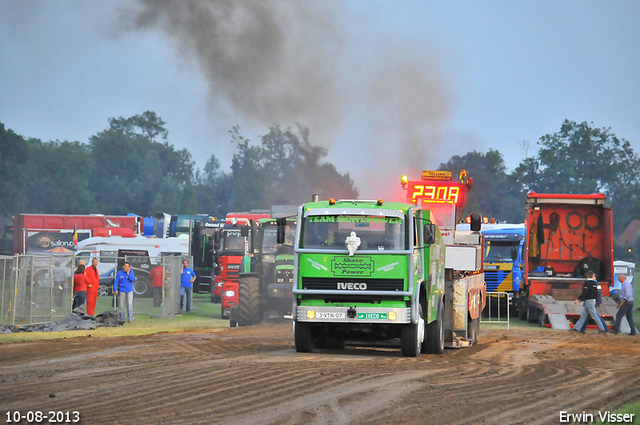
<box><xmin>238</xmin><ymin>276</ymin><xmax>262</xmax><ymax>326</ymax></box>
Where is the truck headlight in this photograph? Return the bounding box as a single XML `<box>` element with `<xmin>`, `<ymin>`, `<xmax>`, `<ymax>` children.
<box><xmin>306</xmin><ymin>310</ymin><xmax>315</xmax><ymax>320</ymax></box>
<box><xmin>224</xmin><ymin>290</ymin><xmax>235</xmax><ymax>297</ymax></box>
<box><xmin>388</xmin><ymin>311</ymin><xmax>397</xmax><ymax>321</ymax></box>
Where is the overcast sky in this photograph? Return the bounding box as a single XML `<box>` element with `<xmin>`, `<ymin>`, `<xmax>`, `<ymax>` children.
<box><xmin>1</xmin><ymin>0</ymin><xmax>639</xmax><ymax>198</ymax></box>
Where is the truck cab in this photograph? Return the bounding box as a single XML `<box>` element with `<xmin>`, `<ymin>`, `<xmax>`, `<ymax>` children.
<box><xmin>292</xmin><ymin>199</ymin><xmax>446</xmax><ymax>356</ymax></box>
<box><xmin>216</xmin><ymin>212</ymin><xmax>271</xmax><ymax>318</ymax></box>
<box><xmin>217</xmin><ymin>226</ymin><xmax>249</xmax><ymax>318</ymax></box>
<box><xmin>482</xmin><ymin>225</ymin><xmax>525</xmax><ymax>312</ymax></box>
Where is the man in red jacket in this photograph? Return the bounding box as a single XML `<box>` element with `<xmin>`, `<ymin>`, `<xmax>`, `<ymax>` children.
<box><xmin>85</xmin><ymin>258</ymin><xmax>100</xmax><ymax>316</ymax></box>
<box><xmin>150</xmin><ymin>264</ymin><xmax>164</xmax><ymax>308</ymax></box>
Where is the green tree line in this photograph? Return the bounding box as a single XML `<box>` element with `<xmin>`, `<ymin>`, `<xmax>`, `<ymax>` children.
<box><xmin>439</xmin><ymin>120</ymin><xmax>640</xmax><ymax>259</ymax></box>
<box><xmin>1</xmin><ymin>114</ymin><xmax>638</xmax><ymax>255</ymax></box>
<box><xmin>0</xmin><ymin>111</ymin><xmax>358</xmax><ymax>219</ymax></box>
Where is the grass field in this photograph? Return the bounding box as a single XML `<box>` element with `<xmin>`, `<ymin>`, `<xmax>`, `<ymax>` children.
<box><xmin>595</xmin><ymin>402</ymin><xmax>639</xmax><ymax>425</ymax></box>
<box><xmin>0</xmin><ymin>293</ymin><xmax>229</xmax><ymax>343</ymax></box>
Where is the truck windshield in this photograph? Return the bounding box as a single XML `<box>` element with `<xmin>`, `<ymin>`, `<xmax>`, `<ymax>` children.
<box><xmin>484</xmin><ymin>241</ymin><xmax>519</xmax><ymax>262</ymax></box>
<box><xmin>223</xmin><ymin>229</ymin><xmax>245</xmax><ymax>253</ymax></box>
<box><xmin>262</xmin><ymin>226</ymin><xmax>297</xmax><ymax>254</ymax></box>
<box><xmin>301</xmin><ymin>215</ymin><xmax>406</xmax><ymax>250</ymax></box>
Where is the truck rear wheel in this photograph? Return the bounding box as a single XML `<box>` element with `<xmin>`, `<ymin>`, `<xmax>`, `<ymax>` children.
<box><xmin>238</xmin><ymin>276</ymin><xmax>261</xmax><ymax>326</ymax></box>
<box><xmin>402</xmin><ymin>304</ymin><xmax>425</xmax><ymax>357</ymax></box>
<box><xmin>526</xmin><ymin>303</ymin><xmax>536</xmax><ymax>323</ymax></box>
<box><xmin>425</xmin><ymin>303</ymin><xmax>444</xmax><ymax>354</ymax></box>
<box><xmin>538</xmin><ymin>310</ymin><xmax>546</xmax><ymax>327</ymax></box>
<box><xmin>294</xmin><ymin>322</ymin><xmax>315</xmax><ymax>353</ymax></box>
<box><xmin>133</xmin><ymin>277</ymin><xmax>151</xmax><ymax>297</ymax></box>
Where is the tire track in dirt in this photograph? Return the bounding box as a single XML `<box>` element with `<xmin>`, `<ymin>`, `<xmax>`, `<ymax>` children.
<box><xmin>1</xmin><ymin>325</ymin><xmax>639</xmax><ymax>425</ymax></box>
<box><xmin>219</xmin><ymin>369</ymin><xmax>438</xmax><ymax>425</ymax></box>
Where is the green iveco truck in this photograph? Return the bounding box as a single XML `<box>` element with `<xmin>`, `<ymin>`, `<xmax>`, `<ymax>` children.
<box><xmin>286</xmin><ymin>199</ymin><xmax>449</xmax><ymax>357</ymax></box>
<box><xmin>286</xmin><ymin>173</ymin><xmax>486</xmax><ymax>357</ymax></box>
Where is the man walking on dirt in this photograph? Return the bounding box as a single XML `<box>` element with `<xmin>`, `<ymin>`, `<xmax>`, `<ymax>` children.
<box><xmin>572</xmin><ymin>271</ymin><xmax>607</xmax><ymax>333</ymax></box>
<box><xmin>578</xmin><ymin>274</ymin><xmax>607</xmax><ymax>333</ymax></box>
<box><xmin>114</xmin><ymin>262</ymin><xmax>136</xmax><ymax>323</ymax></box>
<box><xmin>613</xmin><ymin>274</ymin><xmax>637</xmax><ymax>335</ymax></box>
<box><xmin>180</xmin><ymin>260</ymin><xmax>196</xmax><ymax>312</ymax></box>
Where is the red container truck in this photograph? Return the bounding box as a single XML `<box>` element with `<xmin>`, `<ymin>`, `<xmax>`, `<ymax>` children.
<box><xmin>520</xmin><ymin>192</ymin><xmax>615</xmax><ymax>329</ymax></box>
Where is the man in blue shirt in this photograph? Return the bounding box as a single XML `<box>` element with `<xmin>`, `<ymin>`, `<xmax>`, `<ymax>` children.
<box><xmin>613</xmin><ymin>274</ymin><xmax>637</xmax><ymax>335</ymax></box>
<box><xmin>180</xmin><ymin>259</ymin><xmax>196</xmax><ymax>312</ymax></box>
<box><xmin>114</xmin><ymin>262</ymin><xmax>136</xmax><ymax>323</ymax></box>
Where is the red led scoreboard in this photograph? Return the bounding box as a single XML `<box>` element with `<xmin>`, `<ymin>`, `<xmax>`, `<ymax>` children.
<box><xmin>403</xmin><ymin>170</ymin><xmax>467</xmax><ymax>207</ymax></box>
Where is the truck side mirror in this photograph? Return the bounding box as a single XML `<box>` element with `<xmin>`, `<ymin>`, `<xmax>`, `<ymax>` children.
<box><xmin>276</xmin><ymin>217</ymin><xmax>287</xmax><ymax>244</ymax></box>
<box><xmin>240</xmin><ymin>227</ymin><xmax>249</xmax><ymax>237</ymax></box>
<box><xmin>424</xmin><ymin>223</ymin><xmax>436</xmax><ymax>245</ymax></box>
<box><xmin>470</xmin><ymin>213</ymin><xmax>482</xmax><ymax>232</ymax></box>
<box><xmin>214</xmin><ymin>231</ymin><xmax>221</xmax><ymax>244</ymax></box>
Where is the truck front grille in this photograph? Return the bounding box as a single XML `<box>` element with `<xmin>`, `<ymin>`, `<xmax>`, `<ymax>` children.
<box><xmin>300</xmin><ymin>277</ymin><xmax>404</xmax><ymax>292</ymax></box>
<box><xmin>484</xmin><ymin>271</ymin><xmax>503</xmax><ymax>292</ymax></box>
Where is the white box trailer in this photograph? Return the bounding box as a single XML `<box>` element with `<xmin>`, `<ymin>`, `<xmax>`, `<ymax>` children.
<box><xmin>75</xmin><ymin>236</ymin><xmax>189</xmax><ymax>275</ymax></box>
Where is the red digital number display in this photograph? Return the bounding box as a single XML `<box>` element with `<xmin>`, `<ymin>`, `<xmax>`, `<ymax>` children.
<box><xmin>407</xmin><ymin>183</ymin><xmax>465</xmax><ymax>205</ymax></box>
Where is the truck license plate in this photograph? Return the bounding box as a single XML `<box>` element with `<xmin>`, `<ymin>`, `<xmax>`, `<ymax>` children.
<box><xmin>316</xmin><ymin>312</ymin><xmax>345</xmax><ymax>319</ymax></box>
<box><xmin>357</xmin><ymin>312</ymin><xmax>388</xmax><ymax>320</ymax></box>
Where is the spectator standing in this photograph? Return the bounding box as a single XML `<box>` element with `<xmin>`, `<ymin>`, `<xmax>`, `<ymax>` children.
<box><xmin>52</xmin><ymin>262</ymin><xmax>67</xmax><ymax>308</ymax></box>
<box><xmin>572</xmin><ymin>271</ymin><xmax>607</xmax><ymax>333</ymax></box>
<box><xmin>180</xmin><ymin>260</ymin><xmax>196</xmax><ymax>312</ymax></box>
<box><xmin>613</xmin><ymin>274</ymin><xmax>637</xmax><ymax>335</ymax></box>
<box><xmin>85</xmin><ymin>258</ymin><xmax>100</xmax><ymax>316</ymax></box>
<box><xmin>150</xmin><ymin>264</ymin><xmax>164</xmax><ymax>308</ymax></box>
<box><xmin>72</xmin><ymin>264</ymin><xmax>88</xmax><ymax>311</ymax></box>
<box><xmin>114</xmin><ymin>262</ymin><xmax>136</xmax><ymax>323</ymax></box>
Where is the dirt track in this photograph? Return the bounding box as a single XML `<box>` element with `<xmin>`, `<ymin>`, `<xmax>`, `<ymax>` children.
<box><xmin>1</xmin><ymin>324</ymin><xmax>639</xmax><ymax>425</ymax></box>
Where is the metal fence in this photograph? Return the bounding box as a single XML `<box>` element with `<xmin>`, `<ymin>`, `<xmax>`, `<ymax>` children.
<box><xmin>481</xmin><ymin>291</ymin><xmax>511</xmax><ymax>330</ymax></box>
<box><xmin>1</xmin><ymin>255</ymin><xmax>18</xmax><ymax>325</ymax></box>
<box><xmin>0</xmin><ymin>254</ymin><xmax>190</xmax><ymax>326</ymax></box>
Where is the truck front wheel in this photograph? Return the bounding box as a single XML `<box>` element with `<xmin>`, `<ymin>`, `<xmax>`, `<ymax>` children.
<box><xmin>518</xmin><ymin>289</ymin><xmax>528</xmax><ymax>321</ymax></box>
<box><xmin>294</xmin><ymin>322</ymin><xmax>315</xmax><ymax>353</ymax></box>
<box><xmin>401</xmin><ymin>304</ymin><xmax>425</xmax><ymax>357</ymax></box>
<box><xmin>425</xmin><ymin>302</ymin><xmax>444</xmax><ymax>354</ymax></box>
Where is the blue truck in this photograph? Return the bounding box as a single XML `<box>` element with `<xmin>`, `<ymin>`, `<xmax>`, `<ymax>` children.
<box><xmin>482</xmin><ymin>225</ymin><xmax>525</xmax><ymax>314</ymax></box>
